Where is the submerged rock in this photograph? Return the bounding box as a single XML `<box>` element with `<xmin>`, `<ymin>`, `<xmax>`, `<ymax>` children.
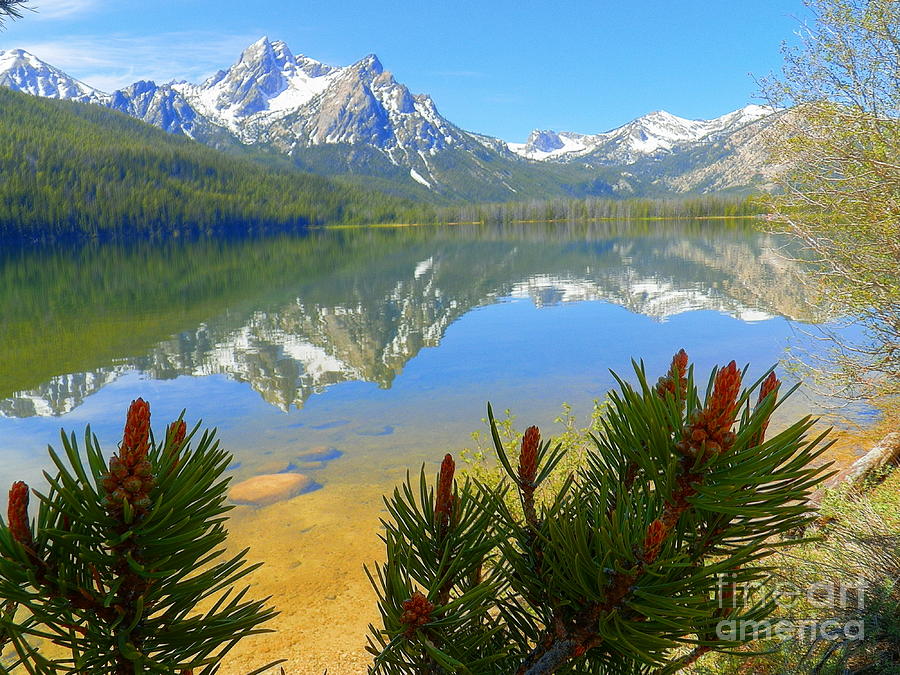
<box><xmin>356</xmin><ymin>425</ymin><xmax>394</xmax><ymax>437</ymax></box>
<box><xmin>297</xmin><ymin>446</ymin><xmax>343</xmax><ymax>462</ymax></box>
<box><xmin>229</xmin><ymin>473</ymin><xmax>313</xmax><ymax>506</ymax></box>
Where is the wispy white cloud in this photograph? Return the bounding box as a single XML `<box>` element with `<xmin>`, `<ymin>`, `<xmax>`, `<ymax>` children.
<box><xmin>19</xmin><ymin>31</ymin><xmax>261</xmax><ymax>91</ymax></box>
<box><xmin>28</xmin><ymin>0</ymin><xmax>100</xmax><ymax>20</ymax></box>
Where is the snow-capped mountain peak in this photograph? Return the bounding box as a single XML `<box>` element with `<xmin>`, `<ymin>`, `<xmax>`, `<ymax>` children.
<box><xmin>0</xmin><ymin>48</ymin><xmax>106</xmax><ymax>103</ymax></box>
<box><xmin>164</xmin><ymin>36</ymin><xmax>342</xmax><ymax>134</ymax></box>
<box><xmin>353</xmin><ymin>53</ymin><xmax>384</xmax><ymax>74</ymax></box>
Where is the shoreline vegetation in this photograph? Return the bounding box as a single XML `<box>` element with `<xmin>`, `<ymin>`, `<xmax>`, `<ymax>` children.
<box><xmin>323</xmin><ymin>213</ymin><xmax>763</xmax><ymax>230</ymax></box>
<box><xmin>4</xmin><ymin>199</ymin><xmax>764</xmax><ymax>243</ymax></box>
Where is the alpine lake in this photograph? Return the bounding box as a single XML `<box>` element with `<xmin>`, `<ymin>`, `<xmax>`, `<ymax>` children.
<box><xmin>0</xmin><ymin>219</ymin><xmax>871</xmax><ymax>673</ymax></box>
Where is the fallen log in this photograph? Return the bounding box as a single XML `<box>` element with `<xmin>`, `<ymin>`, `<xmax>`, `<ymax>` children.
<box><xmin>808</xmin><ymin>431</ymin><xmax>900</xmax><ymax>509</ymax></box>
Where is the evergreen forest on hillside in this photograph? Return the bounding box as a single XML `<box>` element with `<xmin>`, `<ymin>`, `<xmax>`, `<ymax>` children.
<box><xmin>0</xmin><ymin>88</ymin><xmax>413</xmax><ymax>238</ymax></box>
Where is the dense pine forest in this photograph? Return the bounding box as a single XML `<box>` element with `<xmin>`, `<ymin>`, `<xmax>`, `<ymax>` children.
<box><xmin>0</xmin><ymin>88</ymin><xmax>413</xmax><ymax>238</ymax></box>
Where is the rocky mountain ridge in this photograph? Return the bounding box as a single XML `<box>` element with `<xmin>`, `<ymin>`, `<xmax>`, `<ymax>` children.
<box><xmin>507</xmin><ymin>106</ymin><xmax>773</xmax><ymax>163</ymax></box>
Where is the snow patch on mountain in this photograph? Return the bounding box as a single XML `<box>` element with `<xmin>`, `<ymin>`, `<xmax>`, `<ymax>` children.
<box><xmin>508</xmin><ymin>130</ymin><xmax>589</xmax><ymax>160</ymax></box>
<box><xmin>409</xmin><ymin>168</ymin><xmax>432</xmax><ymax>188</ymax></box>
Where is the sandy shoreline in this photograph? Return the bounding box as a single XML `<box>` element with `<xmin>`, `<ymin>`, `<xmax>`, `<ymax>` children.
<box><xmin>219</xmin><ymin>482</ymin><xmax>387</xmax><ymax>674</ymax></box>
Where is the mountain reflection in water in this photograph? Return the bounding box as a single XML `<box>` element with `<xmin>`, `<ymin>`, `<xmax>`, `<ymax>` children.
<box><xmin>0</xmin><ymin>220</ymin><xmax>820</xmax><ymax>419</ymax></box>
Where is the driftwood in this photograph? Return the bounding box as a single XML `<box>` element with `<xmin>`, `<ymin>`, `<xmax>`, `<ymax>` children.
<box><xmin>809</xmin><ymin>431</ymin><xmax>900</xmax><ymax>509</ymax></box>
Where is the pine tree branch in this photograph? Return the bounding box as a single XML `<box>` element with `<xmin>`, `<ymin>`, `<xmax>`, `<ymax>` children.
<box><xmin>0</xmin><ymin>0</ymin><xmax>28</xmax><ymax>22</ymax></box>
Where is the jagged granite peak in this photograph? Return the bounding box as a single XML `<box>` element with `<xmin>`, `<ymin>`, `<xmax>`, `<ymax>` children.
<box><xmin>168</xmin><ymin>36</ymin><xmax>341</xmax><ymax>135</ymax></box>
<box><xmin>527</xmin><ymin>130</ymin><xmax>565</xmax><ymax>153</ymax></box>
<box><xmin>352</xmin><ymin>53</ymin><xmax>384</xmax><ymax>74</ymax></box>
<box><xmin>231</xmin><ymin>35</ymin><xmax>294</xmax><ymax>108</ymax></box>
<box><xmin>294</xmin><ymin>56</ymin><xmax>396</xmax><ymax>146</ymax></box>
<box><xmin>261</xmin><ymin>51</ymin><xmax>471</xmax><ymax>175</ymax></box>
<box><xmin>0</xmin><ymin>48</ymin><xmax>106</xmax><ymax>103</ymax></box>
<box><xmin>109</xmin><ymin>80</ymin><xmax>200</xmax><ymax>135</ymax></box>
<box><xmin>183</xmin><ymin>37</ymin><xmax>309</xmax><ymax>121</ymax></box>
<box><xmin>526</xmin><ymin>129</ymin><xmax>565</xmax><ymax>152</ymax></box>
<box><xmin>507</xmin><ymin>129</ymin><xmax>590</xmax><ymax>160</ymax></box>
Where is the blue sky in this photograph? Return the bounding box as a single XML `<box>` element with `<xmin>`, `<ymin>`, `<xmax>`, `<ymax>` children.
<box><xmin>2</xmin><ymin>0</ymin><xmax>811</xmax><ymax>141</ymax></box>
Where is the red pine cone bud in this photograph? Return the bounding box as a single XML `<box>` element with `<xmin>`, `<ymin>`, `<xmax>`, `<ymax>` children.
<box><xmin>169</xmin><ymin>420</ymin><xmax>186</xmax><ymax>447</ymax></box>
<box><xmin>678</xmin><ymin>361</ymin><xmax>743</xmax><ymax>458</ymax></box>
<box><xmin>122</xmin><ymin>398</ymin><xmax>151</xmax><ymax>464</ymax></box>
<box><xmin>435</xmin><ymin>454</ymin><xmax>455</xmax><ymax>534</ymax></box>
<box><xmin>103</xmin><ymin>399</ymin><xmax>156</xmax><ymax>519</ymax></box>
<box><xmin>642</xmin><ymin>518</ymin><xmax>667</xmax><ymax>564</ymax></box>
<box><xmin>657</xmin><ymin>348</ymin><xmax>689</xmax><ymax>401</ymax></box>
<box><xmin>758</xmin><ymin>372</ymin><xmax>780</xmax><ymax>404</ymax></box>
<box><xmin>400</xmin><ymin>591</ymin><xmax>434</xmax><ymax>637</ymax></box>
<box><xmin>7</xmin><ymin>482</ymin><xmax>33</xmax><ymax>548</ymax></box>
<box><xmin>518</xmin><ymin>426</ymin><xmax>540</xmax><ymax>486</ymax></box>
<box><xmin>752</xmin><ymin>372</ymin><xmax>781</xmax><ymax>447</ymax></box>
<box><xmin>708</xmin><ymin>361</ymin><xmax>742</xmax><ymax>433</ymax></box>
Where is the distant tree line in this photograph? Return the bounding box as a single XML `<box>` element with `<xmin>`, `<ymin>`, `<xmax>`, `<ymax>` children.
<box><xmin>426</xmin><ymin>194</ymin><xmax>763</xmax><ymax>225</ymax></box>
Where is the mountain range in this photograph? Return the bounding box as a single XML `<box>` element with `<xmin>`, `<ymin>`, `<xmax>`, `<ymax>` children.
<box><xmin>0</xmin><ymin>39</ymin><xmax>783</xmax><ymax>202</ymax></box>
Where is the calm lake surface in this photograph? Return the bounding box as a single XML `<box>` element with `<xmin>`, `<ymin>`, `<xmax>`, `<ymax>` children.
<box><xmin>0</xmin><ymin>218</ymin><xmax>852</xmax><ymax>496</ymax></box>
<box><xmin>0</xmin><ymin>218</ymin><xmax>862</xmax><ymax>670</ymax></box>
